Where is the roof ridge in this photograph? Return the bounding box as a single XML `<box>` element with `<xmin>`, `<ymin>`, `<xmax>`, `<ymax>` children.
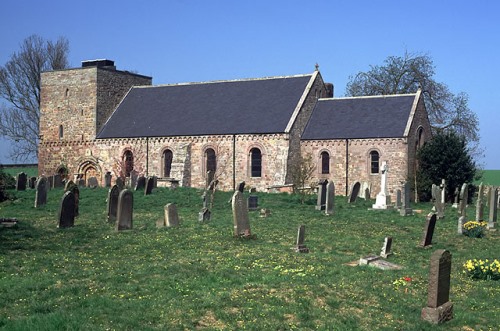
<box><xmin>319</xmin><ymin>92</ymin><xmax>417</xmax><ymax>101</ymax></box>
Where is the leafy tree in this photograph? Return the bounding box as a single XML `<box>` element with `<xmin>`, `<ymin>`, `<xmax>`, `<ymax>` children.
<box><xmin>345</xmin><ymin>51</ymin><xmax>480</xmax><ymax>151</ymax></box>
<box><xmin>416</xmin><ymin>130</ymin><xmax>477</xmax><ymax>202</ymax></box>
<box><xmin>290</xmin><ymin>153</ymin><xmax>316</xmax><ymax>204</ymax></box>
<box><xmin>0</xmin><ymin>35</ymin><xmax>69</xmax><ymax>161</ymax></box>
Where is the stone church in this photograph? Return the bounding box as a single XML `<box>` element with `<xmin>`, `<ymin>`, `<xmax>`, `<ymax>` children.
<box><xmin>38</xmin><ymin>59</ymin><xmax>431</xmax><ymax>199</ymax></box>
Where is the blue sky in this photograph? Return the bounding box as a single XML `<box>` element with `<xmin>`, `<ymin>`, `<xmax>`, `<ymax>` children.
<box><xmin>1</xmin><ymin>0</ymin><xmax>499</xmax><ymax>168</ymax></box>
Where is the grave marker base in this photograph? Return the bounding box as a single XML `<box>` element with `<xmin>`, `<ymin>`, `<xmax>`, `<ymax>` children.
<box><xmin>421</xmin><ymin>301</ymin><xmax>453</xmax><ymax>324</ymax></box>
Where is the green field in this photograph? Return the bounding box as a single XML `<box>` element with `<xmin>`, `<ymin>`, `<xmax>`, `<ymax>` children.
<box><xmin>0</xmin><ymin>186</ymin><xmax>499</xmax><ymax>330</ymax></box>
<box><xmin>1</xmin><ymin>166</ymin><xmax>38</xmax><ymax>179</ymax></box>
<box><xmin>476</xmin><ymin>169</ymin><xmax>500</xmax><ymax>186</ymax></box>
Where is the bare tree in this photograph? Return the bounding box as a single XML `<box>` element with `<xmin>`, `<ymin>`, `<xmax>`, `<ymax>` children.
<box><xmin>0</xmin><ymin>35</ymin><xmax>69</xmax><ymax>161</ymax></box>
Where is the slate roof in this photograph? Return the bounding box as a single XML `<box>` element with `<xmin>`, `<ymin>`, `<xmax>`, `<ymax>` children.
<box><xmin>97</xmin><ymin>74</ymin><xmax>313</xmax><ymax>139</ymax></box>
<box><xmin>301</xmin><ymin>94</ymin><xmax>417</xmax><ymax>140</ymax></box>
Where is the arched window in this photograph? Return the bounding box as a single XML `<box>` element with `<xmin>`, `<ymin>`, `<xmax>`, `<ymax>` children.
<box><xmin>370</xmin><ymin>151</ymin><xmax>380</xmax><ymax>174</ymax></box>
<box><xmin>59</xmin><ymin>125</ymin><xmax>63</xmax><ymax>139</ymax></box>
<box><xmin>416</xmin><ymin>127</ymin><xmax>425</xmax><ymax>149</ymax></box>
<box><xmin>320</xmin><ymin>151</ymin><xmax>330</xmax><ymax>174</ymax></box>
<box><xmin>163</xmin><ymin>149</ymin><xmax>173</xmax><ymax>177</ymax></box>
<box><xmin>250</xmin><ymin>148</ymin><xmax>262</xmax><ymax>177</ymax></box>
<box><xmin>123</xmin><ymin>150</ymin><xmax>134</xmax><ymax>177</ymax></box>
<box><xmin>205</xmin><ymin>148</ymin><xmax>216</xmax><ymax>174</ymax></box>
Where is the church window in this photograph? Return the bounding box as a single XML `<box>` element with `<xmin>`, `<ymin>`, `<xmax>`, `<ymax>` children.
<box><xmin>123</xmin><ymin>150</ymin><xmax>134</xmax><ymax>177</ymax></box>
<box><xmin>65</xmin><ymin>88</ymin><xmax>69</xmax><ymax>97</ymax></box>
<box><xmin>416</xmin><ymin>127</ymin><xmax>425</xmax><ymax>149</ymax></box>
<box><xmin>205</xmin><ymin>148</ymin><xmax>216</xmax><ymax>175</ymax></box>
<box><xmin>59</xmin><ymin>125</ymin><xmax>63</xmax><ymax>139</ymax></box>
<box><xmin>370</xmin><ymin>150</ymin><xmax>380</xmax><ymax>174</ymax></box>
<box><xmin>250</xmin><ymin>148</ymin><xmax>262</xmax><ymax>177</ymax></box>
<box><xmin>320</xmin><ymin>151</ymin><xmax>330</xmax><ymax>174</ymax></box>
<box><xmin>163</xmin><ymin>149</ymin><xmax>173</xmax><ymax>177</ymax></box>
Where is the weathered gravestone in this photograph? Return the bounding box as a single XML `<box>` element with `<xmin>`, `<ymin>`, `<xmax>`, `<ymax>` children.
<box><xmin>440</xmin><ymin>179</ymin><xmax>446</xmax><ymax>204</ymax></box>
<box><xmin>64</xmin><ymin>180</ymin><xmax>75</xmax><ymax>192</ymax></box>
<box><xmin>434</xmin><ymin>185</ymin><xmax>445</xmax><ymax>219</ymax></box>
<box><xmin>475</xmin><ymin>183</ymin><xmax>484</xmax><ymax>221</ymax></box>
<box><xmin>53</xmin><ymin>174</ymin><xmax>64</xmax><ymax>188</ymax></box>
<box><xmin>420</xmin><ymin>213</ymin><xmax>437</xmax><ymax>248</ymax></box>
<box><xmin>116</xmin><ymin>189</ymin><xmax>133</xmax><ymax>230</ymax></box>
<box><xmin>135</xmin><ymin>176</ymin><xmax>146</xmax><ymax>191</ymax></box>
<box><xmin>58</xmin><ymin>191</ymin><xmax>76</xmax><ymax>228</ymax></box>
<box><xmin>400</xmin><ymin>182</ymin><xmax>413</xmax><ymax>216</ymax></box>
<box><xmin>34</xmin><ymin>177</ymin><xmax>48</xmax><ymax>208</ymax></box>
<box><xmin>459</xmin><ymin>183</ymin><xmax>468</xmax><ymax>217</ymax></box>
<box><xmin>315</xmin><ymin>179</ymin><xmax>328</xmax><ymax>211</ymax></box>
<box><xmin>372</xmin><ymin>162</ymin><xmax>389</xmax><ymax>209</ymax></box>
<box><xmin>87</xmin><ymin>176</ymin><xmax>98</xmax><ymax>188</ymax></box>
<box><xmin>452</xmin><ymin>186</ymin><xmax>460</xmax><ymax>209</ymax></box>
<box><xmin>348</xmin><ymin>181</ymin><xmax>361</xmax><ymax>203</ymax></box>
<box><xmin>457</xmin><ymin>216</ymin><xmax>466</xmax><ymax>235</ymax></box>
<box><xmin>421</xmin><ymin>249</ymin><xmax>453</xmax><ymax>324</ymax></box>
<box><xmin>47</xmin><ymin>176</ymin><xmax>54</xmax><ymax>189</ymax></box>
<box><xmin>16</xmin><ymin>172</ymin><xmax>27</xmax><ymax>191</ymax></box>
<box><xmin>359</xmin><ymin>182</ymin><xmax>370</xmax><ymax>200</ymax></box>
<box><xmin>164</xmin><ymin>203</ymin><xmax>180</xmax><ymax>227</ymax></box>
<box><xmin>237</xmin><ymin>181</ymin><xmax>246</xmax><ymax>193</ymax></box>
<box><xmin>380</xmin><ymin>236</ymin><xmax>393</xmax><ymax>258</ymax></box>
<box><xmin>395</xmin><ymin>189</ymin><xmax>402</xmax><ymax>210</ymax></box>
<box><xmin>115</xmin><ymin>177</ymin><xmax>124</xmax><ymax>190</ymax></box>
<box><xmin>248</xmin><ymin>195</ymin><xmax>258</xmax><ymax>211</ymax></box>
<box><xmin>107</xmin><ymin>185</ymin><xmax>120</xmax><ymax>223</ymax></box>
<box><xmin>488</xmin><ymin>187</ymin><xmax>498</xmax><ymax>230</ymax></box>
<box><xmin>130</xmin><ymin>172</ymin><xmax>138</xmax><ymax>189</ymax></box>
<box><xmin>232</xmin><ymin>190</ymin><xmax>252</xmax><ymax>237</ymax></box>
<box><xmin>29</xmin><ymin>176</ymin><xmax>37</xmax><ymax>189</ymax></box>
<box><xmin>293</xmin><ymin>225</ymin><xmax>309</xmax><ymax>253</ymax></box>
<box><xmin>325</xmin><ymin>181</ymin><xmax>335</xmax><ymax>215</ymax></box>
<box><xmin>70</xmin><ymin>185</ymin><xmax>80</xmax><ymax>217</ymax></box>
<box><xmin>104</xmin><ymin>172</ymin><xmax>112</xmax><ymax>187</ymax></box>
<box><xmin>144</xmin><ymin>176</ymin><xmax>154</xmax><ymax>195</ymax></box>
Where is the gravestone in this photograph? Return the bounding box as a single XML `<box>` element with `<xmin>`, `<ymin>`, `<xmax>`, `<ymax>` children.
<box><xmin>64</xmin><ymin>180</ymin><xmax>75</xmax><ymax>192</ymax></box>
<box><xmin>47</xmin><ymin>176</ymin><xmax>54</xmax><ymax>189</ymax></box>
<box><xmin>237</xmin><ymin>181</ymin><xmax>246</xmax><ymax>193</ymax></box>
<box><xmin>144</xmin><ymin>176</ymin><xmax>154</xmax><ymax>195</ymax></box>
<box><xmin>58</xmin><ymin>191</ymin><xmax>75</xmax><ymax>228</ymax></box>
<box><xmin>130</xmin><ymin>172</ymin><xmax>138</xmax><ymax>189</ymax></box>
<box><xmin>70</xmin><ymin>185</ymin><xmax>80</xmax><ymax>217</ymax></box>
<box><xmin>457</xmin><ymin>216</ymin><xmax>465</xmax><ymax>235</ymax></box>
<box><xmin>152</xmin><ymin>175</ymin><xmax>158</xmax><ymax>189</ymax></box>
<box><xmin>475</xmin><ymin>183</ymin><xmax>484</xmax><ymax>221</ymax></box>
<box><xmin>87</xmin><ymin>176</ymin><xmax>98</xmax><ymax>188</ymax></box>
<box><xmin>29</xmin><ymin>176</ymin><xmax>37</xmax><ymax>189</ymax></box>
<box><xmin>459</xmin><ymin>183</ymin><xmax>468</xmax><ymax>217</ymax></box>
<box><xmin>372</xmin><ymin>162</ymin><xmax>389</xmax><ymax>209</ymax></box>
<box><xmin>395</xmin><ymin>189</ymin><xmax>402</xmax><ymax>210</ymax></box>
<box><xmin>164</xmin><ymin>203</ymin><xmax>180</xmax><ymax>227</ymax></box>
<box><xmin>107</xmin><ymin>185</ymin><xmax>120</xmax><ymax>223</ymax></box>
<box><xmin>325</xmin><ymin>181</ymin><xmax>335</xmax><ymax>215</ymax></box>
<box><xmin>440</xmin><ymin>179</ymin><xmax>446</xmax><ymax>204</ymax></box>
<box><xmin>104</xmin><ymin>172</ymin><xmax>112</xmax><ymax>187</ymax></box>
<box><xmin>116</xmin><ymin>189</ymin><xmax>133</xmax><ymax>230</ymax></box>
<box><xmin>421</xmin><ymin>249</ymin><xmax>453</xmax><ymax>324</ymax></box>
<box><xmin>232</xmin><ymin>190</ymin><xmax>251</xmax><ymax>237</ymax></box>
<box><xmin>135</xmin><ymin>176</ymin><xmax>146</xmax><ymax>191</ymax></box>
<box><xmin>293</xmin><ymin>225</ymin><xmax>309</xmax><ymax>253</ymax></box>
<box><xmin>248</xmin><ymin>195</ymin><xmax>258</xmax><ymax>211</ymax></box>
<box><xmin>115</xmin><ymin>177</ymin><xmax>124</xmax><ymax>190</ymax></box>
<box><xmin>198</xmin><ymin>208</ymin><xmax>211</xmax><ymax>222</ymax></box>
<box><xmin>348</xmin><ymin>182</ymin><xmax>361</xmax><ymax>203</ymax></box>
<box><xmin>400</xmin><ymin>182</ymin><xmax>413</xmax><ymax>216</ymax></box>
<box><xmin>487</xmin><ymin>187</ymin><xmax>498</xmax><ymax>230</ymax></box>
<box><xmin>420</xmin><ymin>213</ymin><xmax>437</xmax><ymax>248</ymax></box>
<box><xmin>434</xmin><ymin>186</ymin><xmax>445</xmax><ymax>219</ymax></box>
<box><xmin>452</xmin><ymin>187</ymin><xmax>460</xmax><ymax>209</ymax></box>
<box><xmin>315</xmin><ymin>179</ymin><xmax>328</xmax><ymax>211</ymax></box>
<box><xmin>53</xmin><ymin>174</ymin><xmax>64</xmax><ymax>188</ymax></box>
<box><xmin>16</xmin><ymin>172</ymin><xmax>27</xmax><ymax>191</ymax></box>
<box><xmin>380</xmin><ymin>236</ymin><xmax>393</xmax><ymax>258</ymax></box>
<box><xmin>34</xmin><ymin>177</ymin><xmax>48</xmax><ymax>208</ymax></box>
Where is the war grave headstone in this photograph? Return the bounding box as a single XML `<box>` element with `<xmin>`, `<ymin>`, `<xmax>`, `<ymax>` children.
<box><xmin>144</xmin><ymin>176</ymin><xmax>154</xmax><ymax>195</ymax></box>
<box><xmin>70</xmin><ymin>185</ymin><xmax>80</xmax><ymax>217</ymax></box>
<box><xmin>475</xmin><ymin>183</ymin><xmax>484</xmax><ymax>221</ymax></box>
<box><xmin>293</xmin><ymin>225</ymin><xmax>309</xmax><ymax>253</ymax></box>
<box><xmin>87</xmin><ymin>176</ymin><xmax>98</xmax><ymax>188</ymax></box>
<box><xmin>107</xmin><ymin>185</ymin><xmax>120</xmax><ymax>223</ymax></box>
<box><xmin>232</xmin><ymin>190</ymin><xmax>252</xmax><ymax>237</ymax></box>
<box><xmin>400</xmin><ymin>182</ymin><xmax>413</xmax><ymax>216</ymax></box>
<box><xmin>420</xmin><ymin>213</ymin><xmax>437</xmax><ymax>248</ymax></box>
<box><xmin>16</xmin><ymin>172</ymin><xmax>27</xmax><ymax>191</ymax></box>
<box><xmin>372</xmin><ymin>162</ymin><xmax>390</xmax><ymax>209</ymax></box>
<box><xmin>116</xmin><ymin>189</ymin><xmax>133</xmax><ymax>230</ymax></box>
<box><xmin>135</xmin><ymin>176</ymin><xmax>146</xmax><ymax>191</ymax></box>
<box><xmin>164</xmin><ymin>203</ymin><xmax>180</xmax><ymax>227</ymax></box>
<box><xmin>315</xmin><ymin>179</ymin><xmax>328</xmax><ymax>211</ymax></box>
<box><xmin>34</xmin><ymin>176</ymin><xmax>48</xmax><ymax>208</ymax></box>
<box><xmin>29</xmin><ymin>176</ymin><xmax>37</xmax><ymax>189</ymax></box>
<box><xmin>380</xmin><ymin>237</ymin><xmax>393</xmax><ymax>258</ymax></box>
<box><xmin>421</xmin><ymin>249</ymin><xmax>453</xmax><ymax>324</ymax></box>
<box><xmin>348</xmin><ymin>181</ymin><xmax>361</xmax><ymax>203</ymax></box>
<box><xmin>487</xmin><ymin>187</ymin><xmax>498</xmax><ymax>230</ymax></box>
<box><xmin>459</xmin><ymin>183</ymin><xmax>468</xmax><ymax>217</ymax></box>
<box><xmin>104</xmin><ymin>172</ymin><xmax>112</xmax><ymax>187</ymax></box>
<box><xmin>58</xmin><ymin>191</ymin><xmax>76</xmax><ymax>228</ymax></box>
<box><xmin>325</xmin><ymin>181</ymin><xmax>335</xmax><ymax>215</ymax></box>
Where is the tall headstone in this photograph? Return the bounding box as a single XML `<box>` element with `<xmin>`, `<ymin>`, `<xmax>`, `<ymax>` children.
<box><xmin>400</xmin><ymin>182</ymin><xmax>413</xmax><ymax>216</ymax></box>
<box><xmin>440</xmin><ymin>179</ymin><xmax>446</xmax><ymax>204</ymax></box>
<box><xmin>104</xmin><ymin>172</ymin><xmax>112</xmax><ymax>187</ymax></box>
<box><xmin>421</xmin><ymin>249</ymin><xmax>453</xmax><ymax>324</ymax></box>
<box><xmin>58</xmin><ymin>191</ymin><xmax>76</xmax><ymax>228</ymax></box>
<box><xmin>16</xmin><ymin>172</ymin><xmax>27</xmax><ymax>191</ymax></box>
<box><xmin>164</xmin><ymin>203</ymin><xmax>180</xmax><ymax>227</ymax></box>
<box><xmin>452</xmin><ymin>187</ymin><xmax>460</xmax><ymax>209</ymax></box>
<box><xmin>380</xmin><ymin>236</ymin><xmax>393</xmax><ymax>258</ymax></box>
<box><xmin>116</xmin><ymin>189</ymin><xmax>133</xmax><ymax>230</ymax></box>
<box><xmin>475</xmin><ymin>183</ymin><xmax>484</xmax><ymax>221</ymax></box>
<box><xmin>395</xmin><ymin>189</ymin><xmax>402</xmax><ymax>210</ymax></box>
<box><xmin>135</xmin><ymin>176</ymin><xmax>146</xmax><ymax>191</ymax></box>
<box><xmin>459</xmin><ymin>183</ymin><xmax>468</xmax><ymax>217</ymax></box>
<box><xmin>315</xmin><ymin>179</ymin><xmax>328</xmax><ymax>211</ymax></box>
<box><xmin>144</xmin><ymin>176</ymin><xmax>154</xmax><ymax>195</ymax></box>
<box><xmin>420</xmin><ymin>213</ymin><xmax>437</xmax><ymax>248</ymax></box>
<box><xmin>487</xmin><ymin>187</ymin><xmax>498</xmax><ymax>230</ymax></box>
<box><xmin>232</xmin><ymin>190</ymin><xmax>251</xmax><ymax>237</ymax></box>
<box><xmin>372</xmin><ymin>162</ymin><xmax>389</xmax><ymax>209</ymax></box>
<box><xmin>107</xmin><ymin>185</ymin><xmax>120</xmax><ymax>223</ymax></box>
<box><xmin>457</xmin><ymin>215</ymin><xmax>465</xmax><ymax>235</ymax></box>
<box><xmin>434</xmin><ymin>186</ymin><xmax>445</xmax><ymax>219</ymax></box>
<box><xmin>34</xmin><ymin>176</ymin><xmax>48</xmax><ymax>208</ymax></box>
<box><xmin>348</xmin><ymin>182</ymin><xmax>361</xmax><ymax>203</ymax></box>
<box><xmin>293</xmin><ymin>225</ymin><xmax>309</xmax><ymax>253</ymax></box>
<box><xmin>325</xmin><ymin>181</ymin><xmax>335</xmax><ymax>215</ymax></box>
<box><xmin>115</xmin><ymin>177</ymin><xmax>124</xmax><ymax>190</ymax></box>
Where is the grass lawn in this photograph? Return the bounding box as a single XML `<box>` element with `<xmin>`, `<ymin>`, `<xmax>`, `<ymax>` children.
<box><xmin>1</xmin><ymin>166</ymin><xmax>38</xmax><ymax>179</ymax></box>
<box><xmin>476</xmin><ymin>170</ymin><xmax>500</xmax><ymax>186</ymax></box>
<box><xmin>0</xmin><ymin>186</ymin><xmax>499</xmax><ymax>330</ymax></box>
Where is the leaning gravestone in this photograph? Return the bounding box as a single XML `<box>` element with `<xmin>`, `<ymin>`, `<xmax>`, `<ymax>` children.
<box><xmin>16</xmin><ymin>172</ymin><xmax>27</xmax><ymax>191</ymax></box>
<box><xmin>348</xmin><ymin>181</ymin><xmax>361</xmax><ymax>203</ymax></box>
<box><xmin>87</xmin><ymin>176</ymin><xmax>98</xmax><ymax>188</ymax></box>
<box><xmin>164</xmin><ymin>203</ymin><xmax>180</xmax><ymax>227</ymax></box>
<box><xmin>232</xmin><ymin>190</ymin><xmax>251</xmax><ymax>237</ymax></box>
<box><xmin>293</xmin><ymin>225</ymin><xmax>309</xmax><ymax>253</ymax></box>
<box><xmin>34</xmin><ymin>176</ymin><xmax>48</xmax><ymax>208</ymax></box>
<box><xmin>421</xmin><ymin>249</ymin><xmax>453</xmax><ymax>324</ymax></box>
<box><xmin>316</xmin><ymin>179</ymin><xmax>328</xmax><ymax>211</ymax></box>
<box><xmin>116</xmin><ymin>189</ymin><xmax>133</xmax><ymax>230</ymax></box>
<box><xmin>135</xmin><ymin>176</ymin><xmax>146</xmax><ymax>191</ymax></box>
<box><xmin>144</xmin><ymin>176</ymin><xmax>154</xmax><ymax>195</ymax></box>
<box><xmin>488</xmin><ymin>187</ymin><xmax>498</xmax><ymax>230</ymax></box>
<box><xmin>237</xmin><ymin>181</ymin><xmax>246</xmax><ymax>193</ymax></box>
<box><xmin>107</xmin><ymin>185</ymin><xmax>120</xmax><ymax>223</ymax></box>
<box><xmin>58</xmin><ymin>191</ymin><xmax>76</xmax><ymax>228</ymax></box>
<box><xmin>380</xmin><ymin>237</ymin><xmax>393</xmax><ymax>258</ymax></box>
<box><xmin>420</xmin><ymin>213</ymin><xmax>437</xmax><ymax>248</ymax></box>
<box><xmin>325</xmin><ymin>181</ymin><xmax>335</xmax><ymax>215</ymax></box>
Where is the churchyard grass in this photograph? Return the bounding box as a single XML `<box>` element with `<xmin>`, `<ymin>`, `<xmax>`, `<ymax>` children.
<box><xmin>1</xmin><ymin>187</ymin><xmax>498</xmax><ymax>330</ymax></box>
<box><xmin>1</xmin><ymin>166</ymin><xmax>38</xmax><ymax>179</ymax></box>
